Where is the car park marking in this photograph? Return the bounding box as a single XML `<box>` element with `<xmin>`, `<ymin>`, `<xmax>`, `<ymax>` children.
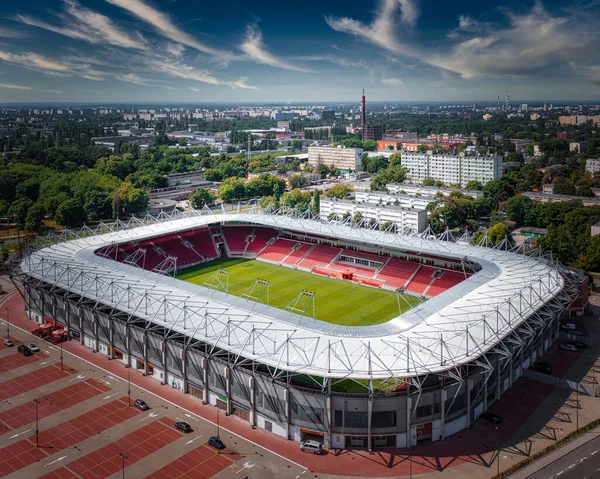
<box><xmin>141</xmin><ymin>411</ymin><xmax>159</xmax><ymax>421</ymax></box>
<box><xmin>183</xmin><ymin>412</ymin><xmax>199</xmax><ymax>422</ymax></box>
<box><xmin>235</xmin><ymin>461</ymin><xmax>255</xmax><ymax>474</ymax></box>
<box><xmin>102</xmin><ymin>392</ymin><xmax>119</xmax><ymax>400</ymax></box>
<box><xmin>9</xmin><ymin>428</ymin><xmax>31</xmax><ymax>439</ymax></box>
<box><xmin>185</xmin><ymin>435</ymin><xmax>203</xmax><ymax>445</ymax></box>
<box><xmin>591</xmin><ymin>450</ymin><xmax>597</xmax><ymax>455</ymax></box>
<box><xmin>45</xmin><ymin>455</ymin><xmax>67</xmax><ymax>467</ymax></box>
<box><xmin>68</xmin><ymin>374</ymin><xmax>86</xmax><ymax>382</ymax></box>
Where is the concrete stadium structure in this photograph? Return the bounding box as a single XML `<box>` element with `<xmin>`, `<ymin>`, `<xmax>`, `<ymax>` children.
<box><xmin>13</xmin><ymin>208</ymin><xmax>580</xmax><ymax>451</ymax></box>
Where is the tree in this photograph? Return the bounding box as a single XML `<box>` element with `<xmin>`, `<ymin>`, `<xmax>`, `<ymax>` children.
<box><xmin>189</xmin><ymin>188</ymin><xmax>217</xmax><ymax>209</ymax></box>
<box><xmin>553</xmin><ymin>182</ymin><xmax>577</xmax><ymax>196</ymax></box>
<box><xmin>288</xmin><ymin>174</ymin><xmax>308</xmax><ymax>189</ymax></box>
<box><xmin>204</xmin><ymin>168</ymin><xmax>224</xmax><ymax>182</ymax></box>
<box><xmin>25</xmin><ymin>204</ymin><xmax>45</xmax><ymax>232</ymax></box>
<box><xmin>55</xmin><ymin>199</ymin><xmax>87</xmax><ymax>228</ymax></box>
<box><xmin>312</xmin><ymin>189</ymin><xmax>321</xmax><ymax>215</ymax></box>
<box><xmin>370</xmin><ymin>165</ymin><xmax>409</xmax><ymax>191</ymax></box>
<box><xmin>473</xmin><ymin>222</ymin><xmax>512</xmax><ymax>246</ymax></box>
<box><xmin>118</xmin><ymin>183</ymin><xmax>149</xmax><ymax>215</ymax></box>
<box><xmin>389</xmin><ymin>153</ymin><xmax>401</xmax><ymax>167</ymax></box>
<box><xmin>421</xmin><ymin>177</ymin><xmax>436</xmax><ymax>186</ymax></box>
<box><xmin>483</xmin><ymin>180</ymin><xmax>515</xmax><ymax>205</ymax></box>
<box><xmin>325</xmin><ymin>184</ymin><xmax>353</xmax><ymax>199</ymax></box>
<box><xmin>504</xmin><ymin>196</ymin><xmax>535</xmax><ymax>225</ymax></box>
<box><xmin>465</xmin><ymin>180</ymin><xmax>483</xmax><ymax>191</ymax></box>
<box><xmin>8</xmin><ymin>198</ymin><xmax>34</xmax><ymax>228</ymax></box>
<box><xmin>282</xmin><ymin>189</ymin><xmax>311</xmax><ymax>211</ymax></box>
<box><xmin>290</xmin><ymin>139</ymin><xmax>303</xmax><ymax>150</ymax></box>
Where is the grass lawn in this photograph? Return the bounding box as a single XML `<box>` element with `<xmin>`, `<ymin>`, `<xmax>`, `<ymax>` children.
<box><xmin>176</xmin><ymin>258</ymin><xmax>422</xmax><ymax>326</ymax></box>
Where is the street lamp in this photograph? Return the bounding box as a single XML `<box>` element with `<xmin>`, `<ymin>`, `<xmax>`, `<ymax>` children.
<box><xmin>118</xmin><ymin>452</ymin><xmax>127</xmax><ymax>479</ymax></box>
<box><xmin>127</xmin><ymin>361</ymin><xmax>131</xmax><ymax>407</ymax></box>
<box><xmin>34</xmin><ymin>399</ymin><xmax>39</xmax><ymax>447</ymax></box>
<box><xmin>5</xmin><ymin>307</ymin><xmax>9</xmax><ymax>340</ymax></box>
<box><xmin>60</xmin><ymin>337</ymin><xmax>63</xmax><ymax>371</ymax></box>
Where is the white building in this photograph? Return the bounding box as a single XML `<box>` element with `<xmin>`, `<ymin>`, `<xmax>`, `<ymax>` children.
<box><xmin>354</xmin><ymin>191</ymin><xmax>436</xmax><ymax>210</ymax></box>
<box><xmin>320</xmin><ymin>198</ymin><xmax>428</xmax><ymax>233</ymax></box>
<box><xmin>308</xmin><ymin>147</ymin><xmax>362</xmax><ymax>172</ymax></box>
<box><xmin>400</xmin><ymin>152</ymin><xmax>502</xmax><ymax>187</ymax></box>
<box><xmin>586</xmin><ymin>159</ymin><xmax>600</xmax><ymax>175</ymax></box>
<box><xmin>386</xmin><ymin>183</ymin><xmax>484</xmax><ymax>199</ymax></box>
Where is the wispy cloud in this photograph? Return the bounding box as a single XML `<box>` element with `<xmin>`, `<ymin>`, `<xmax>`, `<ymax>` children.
<box><xmin>0</xmin><ymin>82</ymin><xmax>31</xmax><ymax>90</ymax></box>
<box><xmin>188</xmin><ymin>86</ymin><xmax>200</xmax><ymax>92</ymax></box>
<box><xmin>116</xmin><ymin>73</ymin><xmax>152</xmax><ymax>86</ymax></box>
<box><xmin>0</xmin><ymin>28</ymin><xmax>28</xmax><ymax>39</ymax></box>
<box><xmin>106</xmin><ymin>0</ymin><xmax>227</xmax><ymax>56</ymax></box>
<box><xmin>398</xmin><ymin>0</ymin><xmax>420</xmax><ymax>26</ymax></box>
<box><xmin>240</xmin><ymin>25</ymin><xmax>311</xmax><ymax>72</ymax></box>
<box><xmin>0</xmin><ymin>49</ymin><xmax>106</xmax><ymax>80</ymax></box>
<box><xmin>16</xmin><ymin>0</ymin><xmax>146</xmax><ymax>50</ymax></box>
<box><xmin>382</xmin><ymin>77</ymin><xmax>404</xmax><ymax>87</ymax></box>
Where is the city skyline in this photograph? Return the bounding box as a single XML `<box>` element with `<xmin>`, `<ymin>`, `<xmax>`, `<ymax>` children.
<box><xmin>0</xmin><ymin>0</ymin><xmax>599</xmax><ymax>103</ymax></box>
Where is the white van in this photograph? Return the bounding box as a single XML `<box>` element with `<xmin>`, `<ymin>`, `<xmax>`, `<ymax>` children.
<box><xmin>300</xmin><ymin>440</ymin><xmax>323</xmax><ymax>455</ymax></box>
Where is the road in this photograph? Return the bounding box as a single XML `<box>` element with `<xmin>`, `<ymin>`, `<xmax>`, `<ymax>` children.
<box><xmin>526</xmin><ymin>435</ymin><xmax>600</xmax><ymax>479</ymax></box>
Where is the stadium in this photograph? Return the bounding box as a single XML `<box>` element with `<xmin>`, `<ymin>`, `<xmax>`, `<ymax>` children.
<box><xmin>14</xmin><ymin>207</ymin><xmax>580</xmax><ymax>451</ymax></box>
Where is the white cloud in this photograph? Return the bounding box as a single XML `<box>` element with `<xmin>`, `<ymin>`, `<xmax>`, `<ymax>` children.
<box><xmin>590</xmin><ymin>66</ymin><xmax>600</xmax><ymax>86</ymax></box>
<box><xmin>106</xmin><ymin>0</ymin><xmax>226</xmax><ymax>56</ymax></box>
<box><xmin>382</xmin><ymin>77</ymin><xmax>404</xmax><ymax>87</ymax></box>
<box><xmin>16</xmin><ymin>0</ymin><xmax>146</xmax><ymax>50</ymax></box>
<box><xmin>0</xmin><ymin>82</ymin><xmax>31</xmax><ymax>90</ymax></box>
<box><xmin>398</xmin><ymin>0</ymin><xmax>419</xmax><ymax>26</ymax></box>
<box><xmin>240</xmin><ymin>25</ymin><xmax>311</xmax><ymax>72</ymax></box>
<box><xmin>188</xmin><ymin>86</ymin><xmax>200</xmax><ymax>92</ymax></box>
<box><xmin>0</xmin><ymin>28</ymin><xmax>28</xmax><ymax>39</ymax></box>
<box><xmin>325</xmin><ymin>0</ymin><xmax>414</xmax><ymax>55</ymax></box>
<box><xmin>116</xmin><ymin>73</ymin><xmax>152</xmax><ymax>86</ymax></box>
<box><xmin>299</xmin><ymin>55</ymin><xmax>368</xmax><ymax>69</ymax></box>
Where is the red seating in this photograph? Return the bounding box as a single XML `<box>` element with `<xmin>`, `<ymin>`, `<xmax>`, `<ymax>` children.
<box><xmin>187</xmin><ymin>229</ymin><xmax>218</xmax><ymax>260</ymax></box>
<box><xmin>222</xmin><ymin>226</ymin><xmax>254</xmax><ymax>253</ymax></box>
<box><xmin>298</xmin><ymin>245</ymin><xmax>341</xmax><ymax>269</ymax></box>
<box><xmin>154</xmin><ymin>235</ymin><xmax>202</xmax><ymax>267</ymax></box>
<box><xmin>246</xmin><ymin>227</ymin><xmax>278</xmax><ymax>253</ymax></box>
<box><xmin>282</xmin><ymin>242</ymin><xmax>313</xmax><ymax>266</ymax></box>
<box><xmin>426</xmin><ymin>270</ymin><xmax>468</xmax><ymax>296</ymax></box>
<box><xmin>406</xmin><ymin>266</ymin><xmax>437</xmax><ymax>295</ymax></box>
<box><xmin>257</xmin><ymin>238</ymin><xmax>297</xmax><ymax>263</ymax></box>
<box><xmin>377</xmin><ymin>258</ymin><xmax>419</xmax><ymax>289</ymax></box>
<box><xmin>329</xmin><ymin>262</ymin><xmax>376</xmax><ymax>277</ymax></box>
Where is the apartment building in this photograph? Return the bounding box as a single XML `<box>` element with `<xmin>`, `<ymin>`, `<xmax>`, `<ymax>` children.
<box><xmin>354</xmin><ymin>190</ymin><xmax>436</xmax><ymax>210</ymax></box>
<box><xmin>307</xmin><ymin>146</ymin><xmax>363</xmax><ymax>171</ymax></box>
<box><xmin>320</xmin><ymin>198</ymin><xmax>428</xmax><ymax>233</ymax></box>
<box><xmin>400</xmin><ymin>152</ymin><xmax>502</xmax><ymax>187</ymax></box>
<box><xmin>386</xmin><ymin>183</ymin><xmax>484</xmax><ymax>199</ymax></box>
<box><xmin>586</xmin><ymin>159</ymin><xmax>600</xmax><ymax>175</ymax></box>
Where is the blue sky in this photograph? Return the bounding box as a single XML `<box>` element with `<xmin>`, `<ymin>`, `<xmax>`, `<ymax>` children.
<box><xmin>0</xmin><ymin>0</ymin><xmax>599</xmax><ymax>102</ymax></box>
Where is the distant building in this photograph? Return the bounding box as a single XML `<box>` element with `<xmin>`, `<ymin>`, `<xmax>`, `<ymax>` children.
<box><xmin>321</xmin><ymin>110</ymin><xmax>336</xmax><ymax>121</ymax></box>
<box><xmin>522</xmin><ymin>191</ymin><xmax>600</xmax><ymax>207</ymax></box>
<box><xmin>307</xmin><ymin>146</ymin><xmax>362</xmax><ymax>172</ymax></box>
<box><xmin>354</xmin><ymin>190</ymin><xmax>437</xmax><ymax>210</ymax></box>
<box><xmin>386</xmin><ymin>183</ymin><xmax>484</xmax><ymax>199</ymax></box>
<box><xmin>385</xmin><ymin>130</ymin><xmax>417</xmax><ymax>140</ymax></box>
<box><xmin>399</xmin><ymin>151</ymin><xmax>502</xmax><ymax>187</ymax></box>
<box><xmin>591</xmin><ymin>220</ymin><xmax>600</xmax><ymax>237</ymax></box>
<box><xmin>542</xmin><ymin>184</ymin><xmax>554</xmax><ymax>193</ymax></box>
<box><xmin>570</xmin><ymin>141</ymin><xmax>589</xmax><ymax>153</ymax></box>
<box><xmin>510</xmin><ymin>139</ymin><xmax>534</xmax><ymax>153</ymax></box>
<box><xmin>586</xmin><ymin>159</ymin><xmax>600</xmax><ymax>175</ymax></box>
<box><xmin>166</xmin><ymin>170</ymin><xmax>205</xmax><ymax>187</ymax></box>
<box><xmin>559</xmin><ymin>115</ymin><xmax>588</xmax><ymax>125</ymax></box>
<box><xmin>277</xmin><ymin>120</ymin><xmax>291</xmax><ymax>131</ymax></box>
<box><xmin>320</xmin><ymin>198</ymin><xmax>428</xmax><ymax>233</ymax></box>
<box><xmin>530</xmin><ymin>113</ymin><xmax>540</xmax><ymax>121</ymax></box>
<box><xmin>362</xmin><ymin>124</ymin><xmax>383</xmax><ymax>141</ymax></box>
<box><xmin>271</xmin><ymin>112</ymin><xmax>295</xmax><ymax>121</ymax></box>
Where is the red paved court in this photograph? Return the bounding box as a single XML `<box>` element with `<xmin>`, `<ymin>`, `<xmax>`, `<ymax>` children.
<box><xmin>0</xmin><ymin>379</ymin><xmax>111</xmax><ymax>430</ymax></box>
<box><xmin>0</xmin><ymin>351</ymin><xmax>48</xmax><ymax>373</ymax></box>
<box><xmin>0</xmin><ymin>397</ymin><xmax>137</xmax><ymax>477</ymax></box>
<box><xmin>45</xmin><ymin>418</ymin><xmax>184</xmax><ymax>479</ymax></box>
<box><xmin>147</xmin><ymin>442</ymin><xmax>241</xmax><ymax>479</ymax></box>
<box><xmin>0</xmin><ymin>364</ymin><xmax>75</xmax><ymax>402</ymax></box>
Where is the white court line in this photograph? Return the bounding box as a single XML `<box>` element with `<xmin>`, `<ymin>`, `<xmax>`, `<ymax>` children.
<box><xmin>7</xmin><ymin>320</ymin><xmax>308</xmax><ymax>471</ymax></box>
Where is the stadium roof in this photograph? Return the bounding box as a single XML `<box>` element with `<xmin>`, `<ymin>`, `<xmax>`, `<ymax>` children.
<box><xmin>21</xmin><ymin>209</ymin><xmax>565</xmax><ymax>380</ymax></box>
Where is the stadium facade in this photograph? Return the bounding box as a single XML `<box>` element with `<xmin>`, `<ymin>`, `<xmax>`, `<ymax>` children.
<box><xmin>13</xmin><ymin>208</ymin><xmax>579</xmax><ymax>451</ymax></box>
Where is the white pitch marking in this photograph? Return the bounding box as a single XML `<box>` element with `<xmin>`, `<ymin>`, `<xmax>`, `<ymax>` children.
<box><xmin>591</xmin><ymin>450</ymin><xmax>597</xmax><ymax>456</ymax></box>
<box><xmin>68</xmin><ymin>374</ymin><xmax>86</xmax><ymax>382</ymax></box>
<box><xmin>45</xmin><ymin>455</ymin><xmax>67</xmax><ymax>467</ymax></box>
<box><xmin>185</xmin><ymin>435</ymin><xmax>203</xmax><ymax>445</ymax></box>
<box><xmin>9</xmin><ymin>428</ymin><xmax>31</xmax><ymax>439</ymax></box>
<box><xmin>39</xmin><ymin>361</ymin><xmax>49</xmax><ymax>365</ymax></box>
<box><xmin>108</xmin><ymin>375</ymin><xmax>119</xmax><ymax>381</ymax></box>
<box><xmin>556</xmin><ymin>471</ymin><xmax>563</xmax><ymax>476</ymax></box>
<box><xmin>102</xmin><ymin>392</ymin><xmax>119</xmax><ymax>400</ymax></box>
<box><xmin>568</xmin><ymin>464</ymin><xmax>575</xmax><ymax>469</ymax></box>
<box><xmin>580</xmin><ymin>458</ymin><xmax>586</xmax><ymax>462</ymax></box>
<box><xmin>140</xmin><ymin>412</ymin><xmax>159</xmax><ymax>422</ymax></box>
<box><xmin>183</xmin><ymin>413</ymin><xmax>199</xmax><ymax>422</ymax></box>
<box><xmin>235</xmin><ymin>461</ymin><xmax>255</xmax><ymax>474</ymax></box>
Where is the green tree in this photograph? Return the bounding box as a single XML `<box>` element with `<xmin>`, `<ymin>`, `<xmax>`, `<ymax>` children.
<box><xmin>8</xmin><ymin>198</ymin><xmax>34</xmax><ymax>228</ymax></box>
<box><xmin>282</xmin><ymin>189</ymin><xmax>311</xmax><ymax>211</ymax></box>
<box><xmin>504</xmin><ymin>196</ymin><xmax>535</xmax><ymax>225</ymax></box>
<box><xmin>465</xmin><ymin>180</ymin><xmax>483</xmax><ymax>190</ymax></box>
<box><xmin>483</xmin><ymin>180</ymin><xmax>515</xmax><ymax>205</ymax></box>
<box><xmin>55</xmin><ymin>199</ymin><xmax>88</xmax><ymax>228</ymax></box>
<box><xmin>473</xmin><ymin>222</ymin><xmax>512</xmax><ymax>246</ymax></box>
<box><xmin>189</xmin><ymin>188</ymin><xmax>217</xmax><ymax>209</ymax></box>
<box><xmin>25</xmin><ymin>204</ymin><xmax>45</xmax><ymax>232</ymax></box>
<box><xmin>288</xmin><ymin>174</ymin><xmax>308</xmax><ymax>189</ymax></box>
<box><xmin>370</xmin><ymin>166</ymin><xmax>409</xmax><ymax>191</ymax></box>
<box><xmin>313</xmin><ymin>188</ymin><xmax>321</xmax><ymax>215</ymax></box>
<box><xmin>325</xmin><ymin>184</ymin><xmax>354</xmax><ymax>199</ymax></box>
<box><xmin>117</xmin><ymin>183</ymin><xmax>149</xmax><ymax>215</ymax></box>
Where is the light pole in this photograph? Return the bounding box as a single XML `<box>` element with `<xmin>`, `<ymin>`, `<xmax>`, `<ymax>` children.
<box><xmin>60</xmin><ymin>337</ymin><xmax>63</xmax><ymax>371</ymax></box>
<box><xmin>576</xmin><ymin>386</ymin><xmax>579</xmax><ymax>431</ymax></box>
<box><xmin>5</xmin><ymin>307</ymin><xmax>9</xmax><ymax>340</ymax></box>
<box><xmin>119</xmin><ymin>452</ymin><xmax>127</xmax><ymax>479</ymax></box>
<box><xmin>496</xmin><ymin>426</ymin><xmax>500</xmax><ymax>476</ymax></box>
<box><xmin>34</xmin><ymin>399</ymin><xmax>39</xmax><ymax>447</ymax></box>
<box><xmin>127</xmin><ymin>362</ymin><xmax>131</xmax><ymax>407</ymax></box>
<box><xmin>216</xmin><ymin>405</ymin><xmax>220</xmax><ymax>439</ymax></box>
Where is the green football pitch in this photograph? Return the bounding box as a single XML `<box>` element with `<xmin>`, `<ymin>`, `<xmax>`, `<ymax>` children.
<box><xmin>176</xmin><ymin>258</ymin><xmax>422</xmax><ymax>326</ymax></box>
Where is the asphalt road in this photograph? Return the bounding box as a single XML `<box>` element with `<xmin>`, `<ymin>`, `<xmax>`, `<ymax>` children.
<box><xmin>526</xmin><ymin>435</ymin><xmax>600</xmax><ymax>479</ymax></box>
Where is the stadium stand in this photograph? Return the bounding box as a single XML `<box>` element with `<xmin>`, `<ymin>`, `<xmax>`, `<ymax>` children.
<box><xmin>298</xmin><ymin>245</ymin><xmax>342</xmax><ymax>270</ymax></box>
<box><xmin>245</xmin><ymin>227</ymin><xmax>278</xmax><ymax>253</ymax></box>
<box><xmin>406</xmin><ymin>266</ymin><xmax>437</xmax><ymax>295</ymax></box>
<box><xmin>186</xmin><ymin>229</ymin><xmax>218</xmax><ymax>260</ymax></box>
<box><xmin>153</xmin><ymin>235</ymin><xmax>202</xmax><ymax>267</ymax></box>
<box><xmin>222</xmin><ymin>226</ymin><xmax>254</xmax><ymax>253</ymax></box>
<box><xmin>282</xmin><ymin>242</ymin><xmax>313</xmax><ymax>266</ymax></box>
<box><xmin>339</xmin><ymin>249</ymin><xmax>385</xmax><ymax>264</ymax></box>
<box><xmin>426</xmin><ymin>270</ymin><xmax>468</xmax><ymax>297</ymax></box>
<box><xmin>376</xmin><ymin>258</ymin><xmax>419</xmax><ymax>289</ymax></box>
<box><xmin>257</xmin><ymin>238</ymin><xmax>298</xmax><ymax>263</ymax></box>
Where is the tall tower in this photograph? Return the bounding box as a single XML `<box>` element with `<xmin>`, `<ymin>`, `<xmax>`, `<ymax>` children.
<box><xmin>361</xmin><ymin>89</ymin><xmax>366</xmax><ymax>131</ymax></box>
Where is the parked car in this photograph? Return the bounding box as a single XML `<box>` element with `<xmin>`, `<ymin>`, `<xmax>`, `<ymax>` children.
<box><xmin>17</xmin><ymin>344</ymin><xmax>32</xmax><ymax>356</ymax></box>
<box><xmin>560</xmin><ymin>343</ymin><xmax>577</xmax><ymax>352</ymax></box>
<box><xmin>27</xmin><ymin>344</ymin><xmax>40</xmax><ymax>352</ymax></box>
<box><xmin>3</xmin><ymin>339</ymin><xmax>14</xmax><ymax>347</ymax></box>
<box><xmin>208</xmin><ymin>436</ymin><xmax>225</xmax><ymax>450</ymax></box>
<box><xmin>133</xmin><ymin>399</ymin><xmax>149</xmax><ymax>411</ymax></box>
<box><xmin>174</xmin><ymin>422</ymin><xmax>193</xmax><ymax>433</ymax></box>
<box><xmin>300</xmin><ymin>440</ymin><xmax>323</xmax><ymax>454</ymax></box>
<box><xmin>481</xmin><ymin>412</ymin><xmax>502</xmax><ymax>424</ymax></box>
